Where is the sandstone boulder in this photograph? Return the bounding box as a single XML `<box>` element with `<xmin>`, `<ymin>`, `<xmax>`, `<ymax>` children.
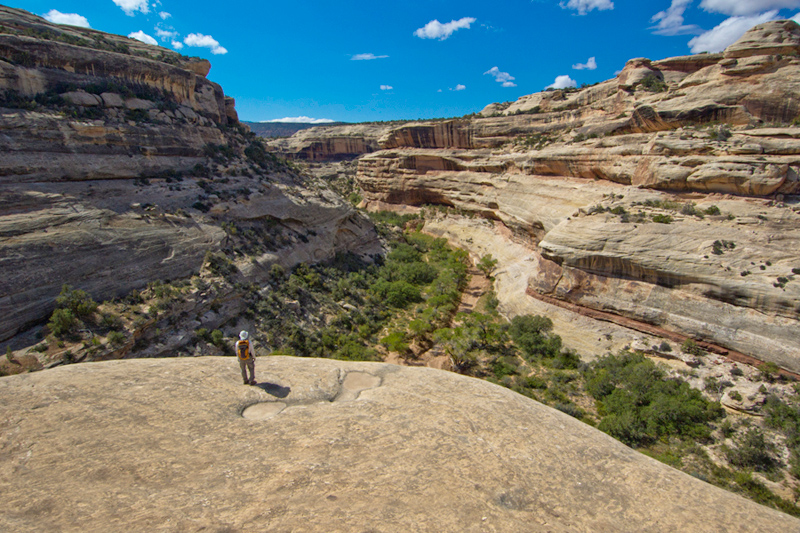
<box><xmin>61</xmin><ymin>90</ymin><xmax>101</xmax><ymax>107</ymax></box>
<box><xmin>99</xmin><ymin>92</ymin><xmax>124</xmax><ymax>108</ymax></box>
<box><xmin>123</xmin><ymin>97</ymin><xmax>155</xmax><ymax>110</ymax></box>
<box><xmin>0</xmin><ymin>356</ymin><xmax>796</xmax><ymax>532</ymax></box>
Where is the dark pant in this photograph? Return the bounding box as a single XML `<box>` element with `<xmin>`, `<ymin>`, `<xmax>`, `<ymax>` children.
<box><xmin>239</xmin><ymin>358</ymin><xmax>255</xmax><ymax>383</ymax></box>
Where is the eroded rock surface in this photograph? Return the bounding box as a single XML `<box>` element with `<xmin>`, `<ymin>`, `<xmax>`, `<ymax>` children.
<box><xmin>1</xmin><ymin>356</ymin><xmax>797</xmax><ymax>532</ymax></box>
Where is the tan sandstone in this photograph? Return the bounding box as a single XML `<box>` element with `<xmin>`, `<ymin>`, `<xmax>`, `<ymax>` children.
<box><xmin>1</xmin><ymin>356</ymin><xmax>798</xmax><ymax>532</ymax></box>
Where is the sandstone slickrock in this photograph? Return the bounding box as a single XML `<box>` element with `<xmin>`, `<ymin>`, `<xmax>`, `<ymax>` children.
<box><xmin>1</xmin><ymin>356</ymin><xmax>798</xmax><ymax>532</ymax></box>
<box><xmin>267</xmin><ymin>21</ymin><xmax>800</xmax><ymax>373</ymax></box>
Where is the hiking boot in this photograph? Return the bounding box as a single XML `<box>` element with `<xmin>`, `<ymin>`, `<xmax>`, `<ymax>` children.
<box><xmin>243</xmin><ymin>380</ymin><xmax>249</xmax><ymax>385</ymax></box>
<box><xmin>250</xmin><ymin>380</ymin><xmax>257</xmax><ymax>385</ymax></box>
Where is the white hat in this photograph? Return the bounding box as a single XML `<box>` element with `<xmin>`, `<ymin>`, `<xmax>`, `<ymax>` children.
<box><xmin>239</xmin><ymin>330</ymin><xmax>249</xmax><ymax>340</ymax></box>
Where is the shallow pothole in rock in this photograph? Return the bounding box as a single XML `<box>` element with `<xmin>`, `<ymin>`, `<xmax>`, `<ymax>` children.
<box><xmin>242</xmin><ymin>402</ymin><xmax>286</xmax><ymax>420</ymax></box>
<box><xmin>336</xmin><ymin>372</ymin><xmax>381</xmax><ymax>402</ymax></box>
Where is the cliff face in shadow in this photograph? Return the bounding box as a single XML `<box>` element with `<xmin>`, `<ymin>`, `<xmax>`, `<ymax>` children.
<box><xmin>273</xmin><ymin>21</ymin><xmax>800</xmax><ymax>373</ymax></box>
<box><xmin>0</xmin><ymin>6</ymin><xmax>381</xmax><ymax>347</ymax></box>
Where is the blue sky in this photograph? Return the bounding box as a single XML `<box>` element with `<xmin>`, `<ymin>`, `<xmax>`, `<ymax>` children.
<box><xmin>8</xmin><ymin>1</ymin><xmax>800</xmax><ymax>122</ymax></box>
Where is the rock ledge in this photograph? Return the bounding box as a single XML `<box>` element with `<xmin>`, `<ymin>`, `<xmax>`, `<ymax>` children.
<box><xmin>1</xmin><ymin>357</ymin><xmax>797</xmax><ymax>532</ymax></box>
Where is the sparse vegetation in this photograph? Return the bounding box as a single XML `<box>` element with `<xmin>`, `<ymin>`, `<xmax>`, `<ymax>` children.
<box><xmin>476</xmin><ymin>254</ymin><xmax>498</xmax><ymax>278</ymax></box>
<box><xmin>712</xmin><ymin>240</ymin><xmax>735</xmax><ymax>255</ymax></box>
<box><xmin>682</xmin><ymin>339</ymin><xmax>706</xmax><ymax>357</ymax></box>
<box><xmin>639</xmin><ymin>75</ymin><xmax>668</xmax><ymax>93</ymax></box>
<box><xmin>584</xmin><ymin>351</ymin><xmax>724</xmax><ymax>446</ymax></box>
<box><xmin>709</xmin><ymin>126</ymin><xmax>732</xmax><ymax>142</ymax></box>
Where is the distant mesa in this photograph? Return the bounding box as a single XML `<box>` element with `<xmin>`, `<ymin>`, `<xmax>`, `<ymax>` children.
<box><xmin>243</xmin><ymin>120</ymin><xmax>348</xmax><ymax>138</ymax></box>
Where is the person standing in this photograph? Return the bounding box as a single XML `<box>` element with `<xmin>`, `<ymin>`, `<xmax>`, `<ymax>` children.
<box><xmin>235</xmin><ymin>330</ymin><xmax>256</xmax><ymax>385</ymax></box>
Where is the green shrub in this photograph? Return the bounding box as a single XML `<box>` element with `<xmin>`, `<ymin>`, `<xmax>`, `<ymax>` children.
<box><xmin>726</xmin><ymin>429</ymin><xmax>780</xmax><ymax>472</ymax></box>
<box><xmin>704</xmin><ymin>205</ymin><xmax>721</xmax><ymax>216</ymax></box>
<box><xmin>712</xmin><ymin>240</ymin><xmax>736</xmax><ymax>255</ymax></box>
<box><xmin>524</xmin><ymin>375</ymin><xmax>548</xmax><ymax>389</ymax></box>
<box><xmin>210</xmin><ymin>329</ymin><xmax>225</xmax><ymax>347</ymax></box>
<box><xmin>387</xmin><ymin>242</ymin><xmax>423</xmax><ymax>263</ymax></box>
<box><xmin>333</xmin><ymin>339</ymin><xmax>378</xmax><ymax>361</ymax></box>
<box><xmin>651</xmin><ymin>214</ymin><xmax>672</xmax><ymax>224</ymax></box>
<box><xmin>205</xmin><ymin>252</ymin><xmax>237</xmax><ymax>278</ymax></box>
<box><xmin>719</xmin><ymin>419</ymin><xmax>736</xmax><ymax>438</ymax></box>
<box><xmin>682</xmin><ymin>339</ymin><xmax>706</xmax><ymax>356</ymax></box>
<box><xmin>395</xmin><ymin>262</ymin><xmax>437</xmax><ymax>285</ymax></box>
<box><xmin>492</xmin><ymin>356</ymin><xmax>519</xmax><ymax>378</ymax></box>
<box><xmin>48</xmin><ymin>308</ymin><xmax>77</xmax><ymax>337</ymax></box>
<box><xmin>709</xmin><ymin>126</ymin><xmax>732</xmax><ymax>142</ymax></box>
<box><xmin>549</xmin><ymin>349</ymin><xmax>581</xmax><ymax>370</ymax></box>
<box><xmin>380</xmin><ymin>330</ymin><xmax>409</xmax><ymax>354</ymax></box>
<box><xmin>368</xmin><ymin>211</ymin><xmax>419</xmax><ymax>228</ymax></box>
<box><xmin>680</xmin><ymin>202</ymin><xmax>703</xmax><ymax>218</ymax></box>
<box><xmin>584</xmin><ymin>351</ymin><xmax>724</xmax><ymax>447</ymax></box>
<box><xmin>640</xmin><ymin>75</ymin><xmax>667</xmax><ymax>92</ymax></box>
<box><xmin>372</xmin><ymin>280</ymin><xmax>422</xmax><ymax>308</ymax></box>
<box><xmin>555</xmin><ymin>403</ymin><xmax>585</xmax><ymax>419</ymax></box>
<box><xmin>509</xmin><ymin>315</ymin><xmax>561</xmax><ymax>361</ymax></box>
<box><xmin>107</xmin><ymin>331</ymin><xmax>126</xmax><ymax>346</ymax></box>
<box><xmin>55</xmin><ymin>284</ymin><xmax>98</xmax><ymax>318</ymax></box>
<box><xmin>758</xmin><ymin>362</ymin><xmax>780</xmax><ymax>378</ymax></box>
<box><xmin>476</xmin><ymin>254</ymin><xmax>498</xmax><ymax>277</ymax></box>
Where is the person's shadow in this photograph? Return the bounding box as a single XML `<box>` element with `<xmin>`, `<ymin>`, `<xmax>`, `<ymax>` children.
<box><xmin>253</xmin><ymin>381</ymin><xmax>291</xmax><ymax>398</ymax></box>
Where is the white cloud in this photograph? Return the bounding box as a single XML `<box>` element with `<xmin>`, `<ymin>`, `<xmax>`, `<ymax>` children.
<box><xmin>484</xmin><ymin>66</ymin><xmax>517</xmax><ymax>87</ymax></box>
<box><xmin>43</xmin><ymin>9</ymin><xmax>90</xmax><ymax>28</ymax></box>
<box><xmin>700</xmin><ymin>0</ymin><xmax>800</xmax><ymax>16</ymax></box>
<box><xmin>351</xmin><ymin>53</ymin><xmax>389</xmax><ymax>60</ymax></box>
<box><xmin>159</xmin><ymin>11</ymin><xmax>171</xmax><ymax>20</ymax></box>
<box><xmin>572</xmin><ymin>56</ymin><xmax>597</xmax><ymax>70</ymax></box>
<box><xmin>650</xmin><ymin>0</ymin><xmax>704</xmax><ymax>35</ymax></box>
<box><xmin>688</xmin><ymin>10</ymin><xmax>779</xmax><ymax>53</ymax></box>
<box><xmin>453</xmin><ymin>84</ymin><xmax>466</xmax><ymax>91</ymax></box>
<box><xmin>559</xmin><ymin>0</ymin><xmax>614</xmax><ymax>15</ymax></box>
<box><xmin>380</xmin><ymin>85</ymin><xmax>393</xmax><ymax>90</ymax></box>
<box><xmin>128</xmin><ymin>31</ymin><xmax>158</xmax><ymax>46</ymax></box>
<box><xmin>264</xmin><ymin>117</ymin><xmax>335</xmax><ymax>124</ymax></box>
<box><xmin>794</xmin><ymin>11</ymin><xmax>800</xmax><ymax>23</ymax></box>
<box><xmin>156</xmin><ymin>28</ymin><xmax>178</xmax><ymax>41</ymax></box>
<box><xmin>113</xmin><ymin>0</ymin><xmax>149</xmax><ymax>16</ymax></box>
<box><xmin>547</xmin><ymin>75</ymin><xmax>577</xmax><ymax>89</ymax></box>
<box><xmin>171</xmin><ymin>41</ymin><xmax>184</xmax><ymax>50</ymax></box>
<box><xmin>414</xmin><ymin>17</ymin><xmax>476</xmax><ymax>40</ymax></box>
<box><xmin>184</xmin><ymin>33</ymin><xmax>228</xmax><ymax>55</ymax></box>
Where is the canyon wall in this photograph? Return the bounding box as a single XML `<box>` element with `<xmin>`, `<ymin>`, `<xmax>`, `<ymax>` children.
<box><xmin>279</xmin><ymin>20</ymin><xmax>800</xmax><ymax>372</ymax></box>
<box><xmin>0</xmin><ymin>6</ymin><xmax>380</xmax><ymax>344</ymax></box>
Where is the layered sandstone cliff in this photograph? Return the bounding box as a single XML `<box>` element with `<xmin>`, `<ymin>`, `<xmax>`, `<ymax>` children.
<box><xmin>276</xmin><ymin>21</ymin><xmax>800</xmax><ymax>372</ymax></box>
<box><xmin>0</xmin><ymin>6</ymin><xmax>380</xmax><ymax>346</ymax></box>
